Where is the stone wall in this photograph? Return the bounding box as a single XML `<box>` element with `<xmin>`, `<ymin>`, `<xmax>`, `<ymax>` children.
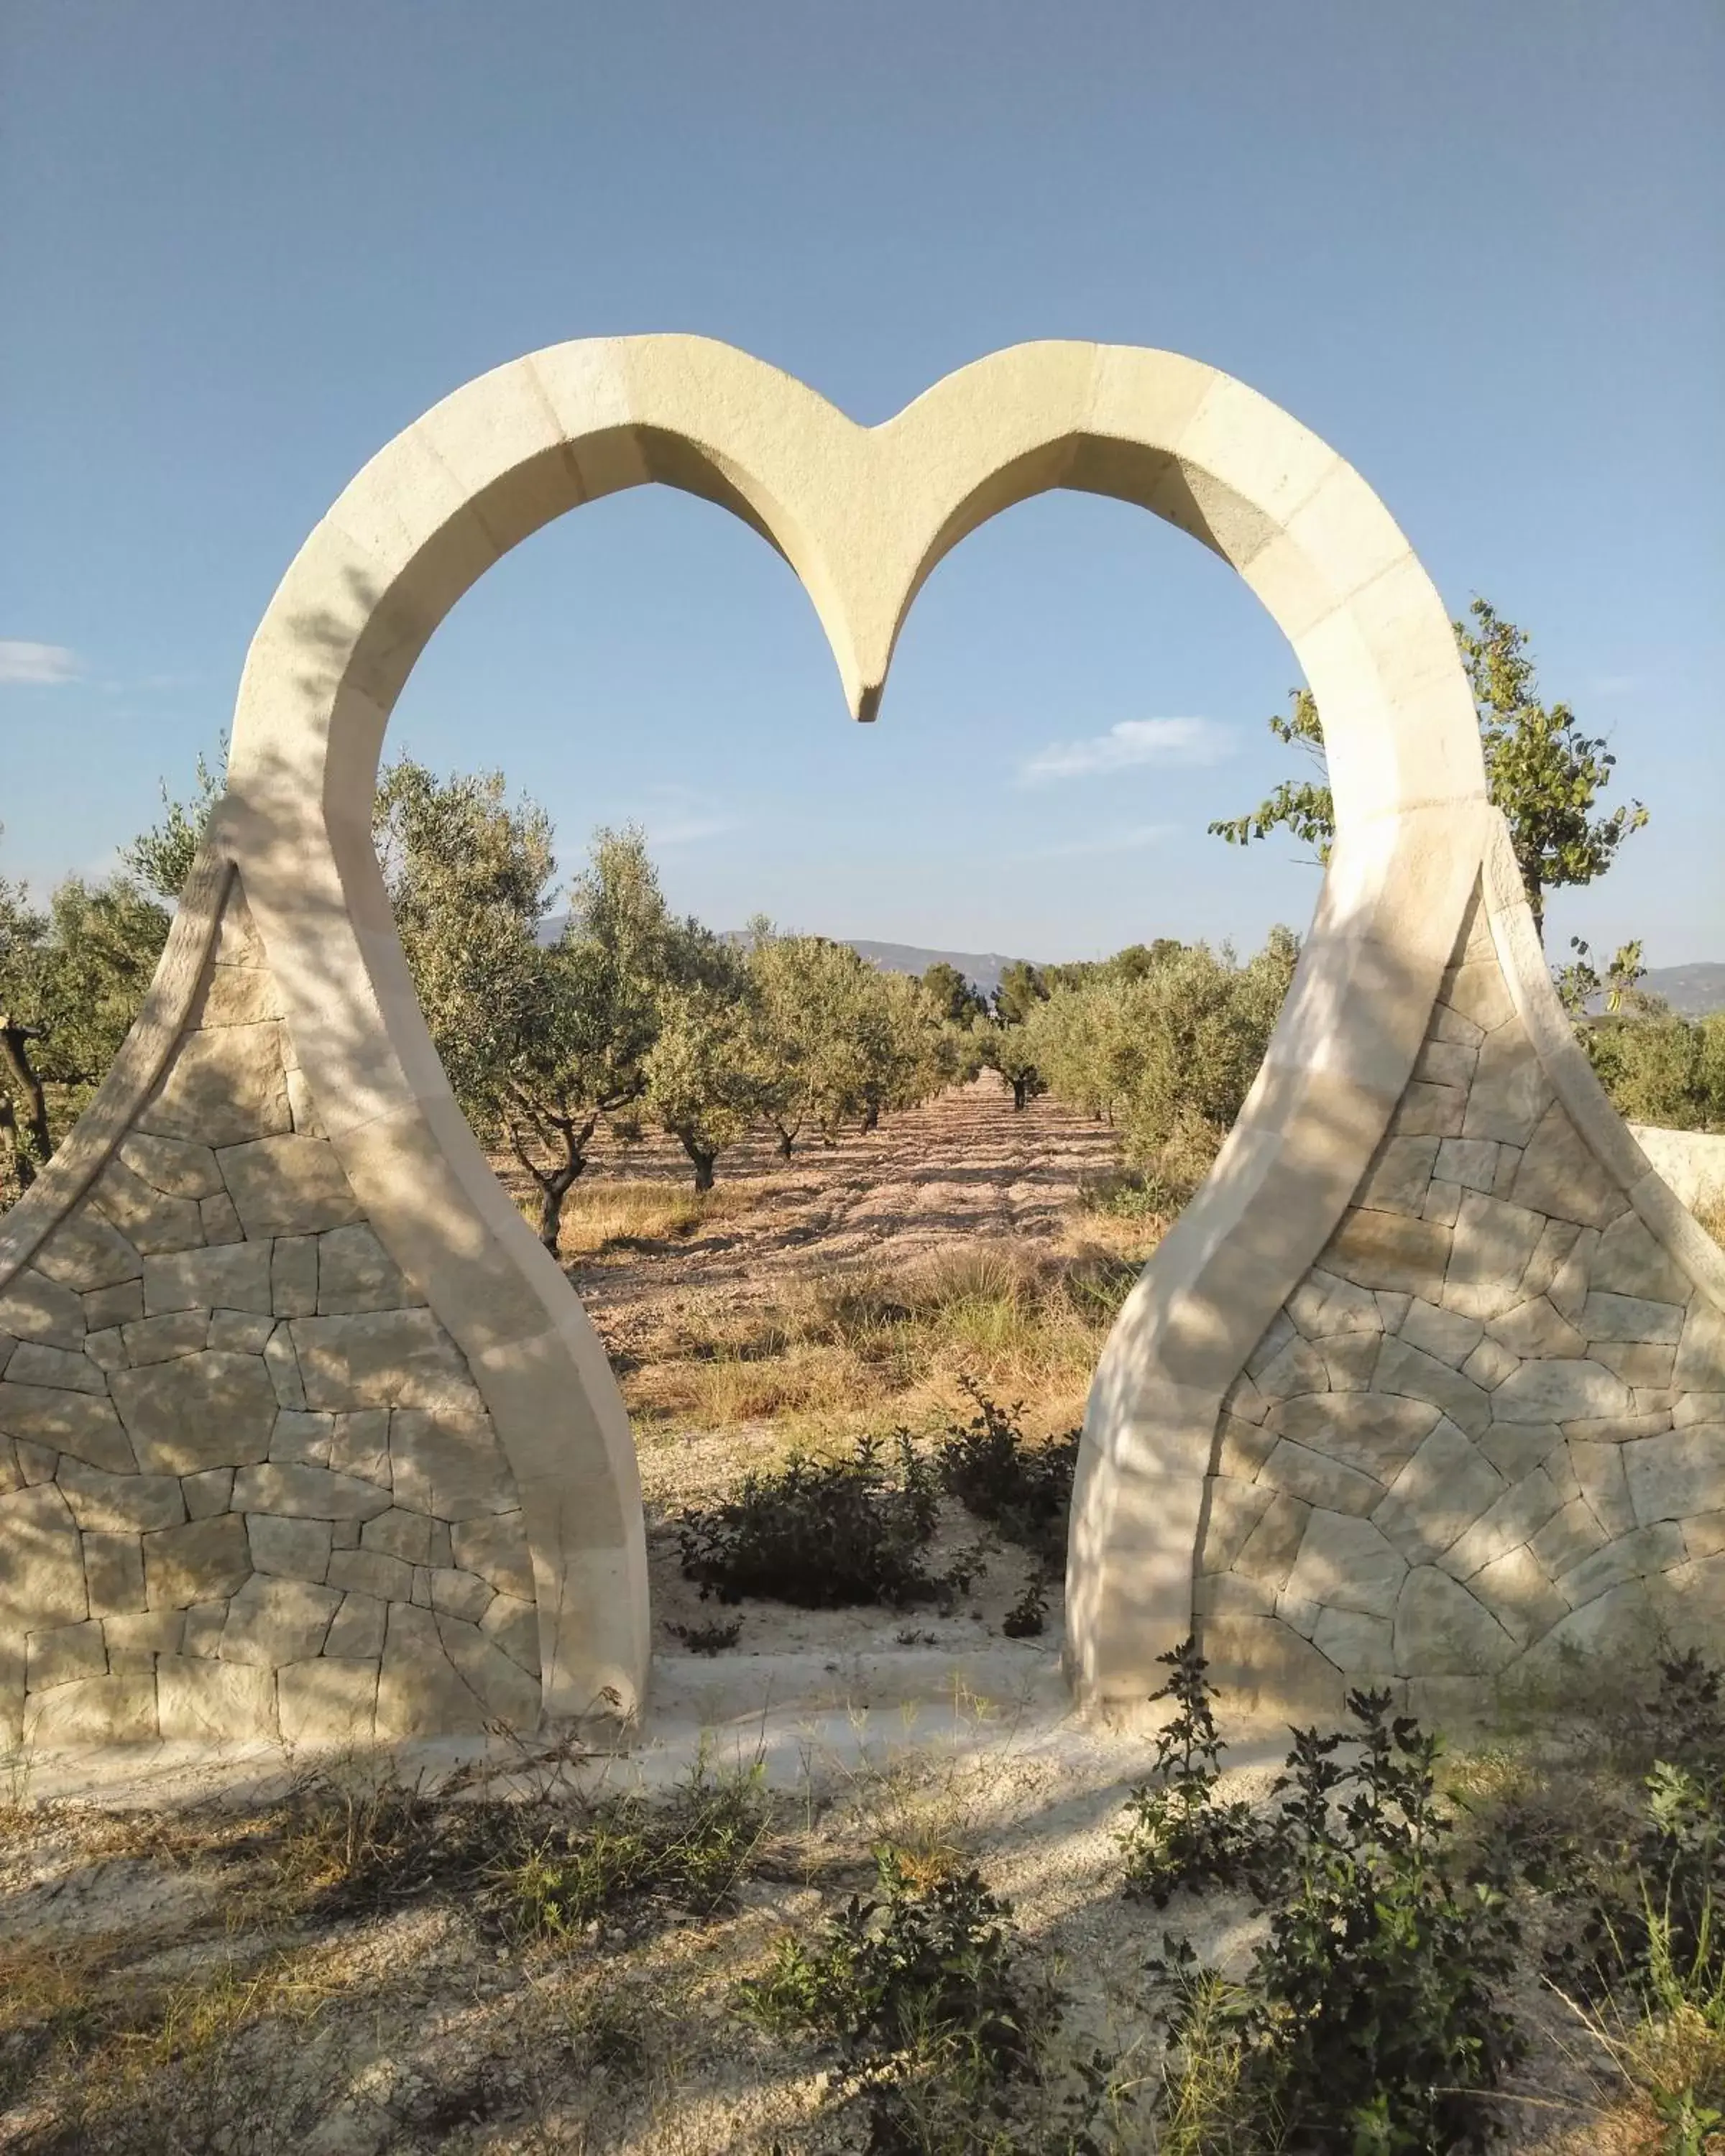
<box><xmin>0</xmin><ymin>877</ymin><xmax>543</xmax><ymax>1749</ymax></box>
<box><xmin>1197</xmin><ymin>883</ymin><xmax>1725</xmax><ymax>1722</ymax></box>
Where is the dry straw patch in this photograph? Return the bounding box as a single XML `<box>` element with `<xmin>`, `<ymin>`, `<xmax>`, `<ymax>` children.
<box><xmin>556</xmin><ymin>1175</ymin><xmax>760</xmax><ymax>1261</ymax></box>
<box><xmin>626</xmin><ymin>1237</ymin><xmax>1151</xmax><ymax>1458</ymax></box>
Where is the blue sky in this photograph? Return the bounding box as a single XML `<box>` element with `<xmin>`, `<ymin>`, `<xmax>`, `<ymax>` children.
<box><xmin>4</xmin><ymin>0</ymin><xmax>1721</xmax><ymax>965</ymax></box>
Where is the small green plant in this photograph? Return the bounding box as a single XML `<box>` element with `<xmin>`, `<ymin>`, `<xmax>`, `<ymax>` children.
<box><xmin>676</xmin><ymin>1433</ymin><xmax>957</xmax><ymax>1609</ymax></box>
<box><xmin>1558</xmin><ymin>1652</ymin><xmax>1725</xmax><ymax>2005</ymax></box>
<box><xmin>1119</xmin><ymin>1638</ymin><xmax>1270</xmax><ymax>1907</ymax></box>
<box><xmin>1001</xmin><ymin>1578</ymin><xmax>1049</xmax><ymax>1639</ymax></box>
<box><xmin>937</xmin><ymin>1381</ymin><xmax>1079</xmax><ymax>1572</ymax></box>
<box><xmin>496</xmin><ymin>1759</ymin><xmax>768</xmax><ymax>1943</ymax></box>
<box><xmin>263</xmin><ymin>1770</ymin><xmax>461</xmax><ymax>1918</ymax></box>
<box><xmin>739</xmin><ymin>1845</ymin><xmax>1069</xmax><ymax>2152</ymax></box>
<box><xmin>668</xmin><ymin>1616</ymin><xmax>743</xmax><ymax>1654</ymax></box>
<box><xmin>1150</xmin><ymin>1688</ymin><xmax>1524</xmax><ymax>2154</ymax></box>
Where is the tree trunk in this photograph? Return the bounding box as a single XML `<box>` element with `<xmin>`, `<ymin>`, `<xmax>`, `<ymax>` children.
<box><xmin>1012</xmin><ymin>1076</ymin><xmax>1031</xmax><ymax>1110</ymax></box>
<box><xmin>0</xmin><ymin>1093</ymin><xmax>30</xmax><ymax>1194</ymax></box>
<box><xmin>691</xmin><ymin>1148</ymin><xmax>715</xmax><ymax>1192</ymax></box>
<box><xmin>535</xmin><ymin>1164</ymin><xmax>581</xmax><ymax>1256</ymax></box>
<box><xmin>0</xmin><ymin>1024</ymin><xmax>53</xmax><ymax>1184</ymax></box>
<box><xmin>776</xmin><ymin>1128</ymin><xmax>794</xmax><ymax>1161</ymax></box>
<box><xmin>860</xmin><ymin>1101</ymin><xmax>880</xmax><ymax>1133</ymax></box>
<box><xmin>506</xmin><ymin>1105</ymin><xmax>597</xmax><ymax>1260</ymax></box>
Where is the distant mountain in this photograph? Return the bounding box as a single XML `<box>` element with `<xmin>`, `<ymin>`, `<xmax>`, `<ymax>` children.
<box><xmin>543</xmin><ymin>913</ymin><xmax>1725</xmax><ymax>1016</ymax></box>
<box><xmin>542</xmin><ymin>916</ymin><xmax>1032</xmax><ymax>998</ymax></box>
<box><xmin>836</xmin><ymin>941</ymin><xmax>1031</xmax><ymax>1000</ymax></box>
<box><xmin>1642</xmin><ymin>964</ymin><xmax>1725</xmax><ymax>1018</ymax></box>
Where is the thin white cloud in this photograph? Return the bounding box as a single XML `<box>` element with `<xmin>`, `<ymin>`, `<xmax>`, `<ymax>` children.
<box><xmin>1588</xmin><ymin>673</ymin><xmax>1639</xmax><ymax>699</ymax></box>
<box><xmin>1018</xmin><ymin>716</ymin><xmax>1236</xmax><ymax>784</ymax></box>
<box><xmin>0</xmin><ymin>640</ymin><xmax>81</xmax><ymax>686</ymax></box>
<box><xmin>1031</xmin><ymin>822</ymin><xmax>1174</xmax><ymax>860</ymax></box>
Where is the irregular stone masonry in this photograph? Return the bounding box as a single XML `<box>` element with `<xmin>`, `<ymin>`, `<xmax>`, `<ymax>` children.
<box><xmin>1197</xmin><ymin>884</ymin><xmax>1725</xmax><ymax>1724</ymax></box>
<box><xmin>0</xmin><ymin>882</ymin><xmax>542</xmax><ymax>1749</ymax></box>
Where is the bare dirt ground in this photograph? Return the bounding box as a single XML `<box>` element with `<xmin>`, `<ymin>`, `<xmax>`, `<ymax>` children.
<box><xmin>550</xmin><ymin>1070</ymin><xmax>1127</xmax><ymax>1360</ymax></box>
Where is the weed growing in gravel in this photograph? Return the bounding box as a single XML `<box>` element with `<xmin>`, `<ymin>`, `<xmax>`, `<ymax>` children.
<box><xmin>496</xmin><ymin>1759</ymin><xmax>770</xmax><ymax>1944</ymax></box>
<box><xmin>1001</xmin><ymin>1578</ymin><xmax>1050</xmax><ymax>1639</ymax></box>
<box><xmin>676</xmin><ymin>1432</ymin><xmax>970</xmax><ymax>1610</ymax></box>
<box><xmin>668</xmin><ymin>1616</ymin><xmax>745</xmax><ymax>1654</ymax></box>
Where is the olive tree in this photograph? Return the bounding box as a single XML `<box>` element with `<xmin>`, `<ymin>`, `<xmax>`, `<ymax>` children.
<box><xmin>919</xmin><ymin>959</ymin><xmax>987</xmax><ymax>1026</ymax></box>
<box><xmin>1210</xmin><ymin>600</ymin><xmax>1647</xmax><ymax>941</ymax></box>
<box><xmin>1024</xmin><ymin>929</ymin><xmax>1299</xmax><ymax>1185</ymax></box>
<box><xmin>645</xmin><ymin>925</ymin><xmax>764</xmax><ymax>1188</ymax></box>
<box><xmin>377</xmin><ymin>762</ymin><xmax>673</xmax><ymax>1251</ymax></box>
<box><xmin>1</xmin><ymin>846</ymin><xmax>172</xmax><ymax>1202</ymax></box>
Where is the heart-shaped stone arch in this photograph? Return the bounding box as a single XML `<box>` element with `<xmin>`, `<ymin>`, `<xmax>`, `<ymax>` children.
<box><xmin>6</xmin><ymin>338</ymin><xmax>1720</xmax><ymax>1751</ymax></box>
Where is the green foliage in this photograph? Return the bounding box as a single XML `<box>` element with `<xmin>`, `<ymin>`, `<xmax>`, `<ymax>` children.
<box><xmin>668</xmin><ymin>1616</ymin><xmax>743</xmax><ymax>1654</ymax></box>
<box><xmin>980</xmin><ymin>1015</ymin><xmax>1046</xmax><ymax>1110</ymax></box>
<box><xmin>1148</xmin><ymin>1686</ymin><xmax>1524</xmax><ymax>2154</ymax></box>
<box><xmin>29</xmin><ymin>877</ymin><xmax>172</xmax><ymax>1095</ymax></box>
<box><xmin>1023</xmin><ymin>928</ymin><xmax>1297</xmax><ymax>1172</ymax></box>
<box><xmin>377</xmin><ymin>763</ymin><xmax>673</xmax><ymax>1245</ymax></box>
<box><xmin>1519</xmin><ymin>1652</ymin><xmax>1725</xmax><ymax>2142</ymax></box>
<box><xmin>1461</xmin><ymin>599</ymin><xmax>1647</xmax><ymax>939</ymax></box>
<box><xmin>936</xmin><ymin>1381</ymin><xmax>1080</xmax><ymax>1576</ymax></box>
<box><xmin>993</xmin><ymin>960</ymin><xmax>1049</xmax><ymax>1028</ymax></box>
<box><xmin>676</xmin><ymin>1434</ymin><xmax>966</xmax><ymax>1611</ymax></box>
<box><xmin>0</xmin><ymin>844</ymin><xmax>170</xmax><ymax>1200</ymax></box>
<box><xmin>1207</xmin><ymin>687</ymin><xmax>1334</xmax><ymax>864</ymax></box>
<box><xmin>921</xmin><ymin>960</ymin><xmax>988</xmax><ymax>1026</ymax></box>
<box><xmin>745</xmin><ymin>927</ymin><xmax>952</xmax><ymax>1155</ymax></box>
<box><xmin>1560</xmin><ymin>1652</ymin><xmax>1725</xmax><ymax>2006</ymax></box>
<box><xmin>1210</xmin><ymin>600</ymin><xmax>1648</xmax><ymax>944</ymax></box>
<box><xmin>497</xmin><ymin>1760</ymin><xmax>769</xmax><ymax>1942</ymax></box>
<box><xmin>740</xmin><ymin>1846</ymin><xmax>1074</xmax><ymax>2155</ymax></box>
<box><xmin>645</xmin><ymin>929</ymin><xmax>765</xmax><ymax>1189</ymax></box>
<box><xmin>119</xmin><ymin>740</ymin><xmax>225</xmax><ymax>901</ymax></box>
<box><xmin>1000</xmin><ymin>1579</ymin><xmax>1049</xmax><ymax>1639</ymax></box>
<box><xmin>1553</xmin><ymin>934</ymin><xmax>1650</xmax><ymax>1018</ymax></box>
<box><xmin>1581</xmin><ymin>1010</ymin><xmax>1725</xmax><ymax>1133</ymax></box>
<box><xmin>1121</xmin><ymin>1638</ymin><xmax>1271</xmax><ymax>1908</ymax></box>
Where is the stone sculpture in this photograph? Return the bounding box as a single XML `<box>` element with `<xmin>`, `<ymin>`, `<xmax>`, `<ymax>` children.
<box><xmin>2</xmin><ymin>337</ymin><xmax>1719</xmax><ymax>1751</ymax></box>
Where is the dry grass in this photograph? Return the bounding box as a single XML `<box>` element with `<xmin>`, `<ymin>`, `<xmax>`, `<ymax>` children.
<box><xmin>556</xmin><ymin>1176</ymin><xmax>758</xmax><ymax>1261</ymax></box>
<box><xmin>623</xmin><ymin>1235</ymin><xmax>1152</xmax><ymax>1453</ymax></box>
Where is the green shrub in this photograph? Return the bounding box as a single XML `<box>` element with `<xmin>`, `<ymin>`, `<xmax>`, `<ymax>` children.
<box><xmin>1000</xmin><ymin>1579</ymin><xmax>1049</xmax><ymax>1639</ymax></box>
<box><xmin>1584</xmin><ymin>1011</ymin><xmax>1725</xmax><ymax>1130</ymax></box>
<box><xmin>1119</xmin><ymin>1637</ymin><xmax>1271</xmax><ymax>1907</ymax></box>
<box><xmin>676</xmin><ymin>1433</ymin><xmax>960</xmax><ymax>1610</ymax></box>
<box><xmin>1147</xmin><ymin>1686</ymin><xmax>1524</xmax><ymax>2153</ymax></box>
<box><xmin>936</xmin><ymin>1383</ymin><xmax>1079</xmax><ymax>1575</ymax></box>
<box><xmin>740</xmin><ymin>1846</ymin><xmax>1075</xmax><ymax>2153</ymax></box>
